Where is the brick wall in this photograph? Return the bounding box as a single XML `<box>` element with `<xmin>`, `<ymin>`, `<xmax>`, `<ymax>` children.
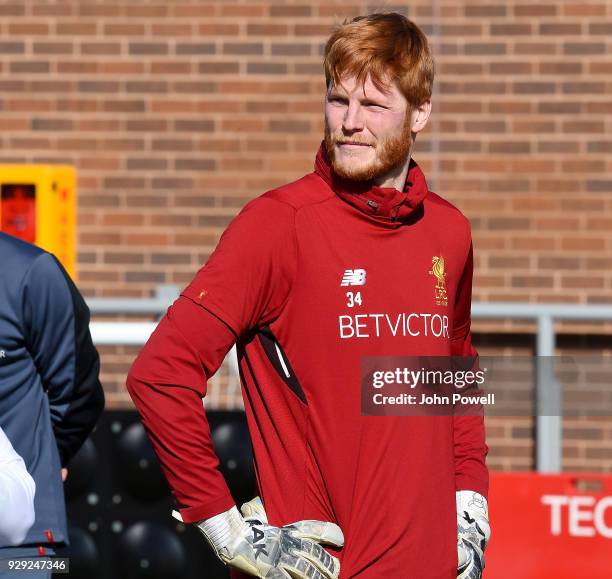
<box><xmin>1</xmin><ymin>1</ymin><xmax>610</xmax><ymax>472</ymax></box>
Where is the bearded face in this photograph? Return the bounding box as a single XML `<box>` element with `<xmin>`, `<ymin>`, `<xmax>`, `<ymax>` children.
<box><xmin>324</xmin><ymin>74</ymin><xmax>415</xmax><ymax>183</ymax></box>
<box><xmin>324</xmin><ymin>113</ymin><xmax>413</xmax><ymax>182</ymax></box>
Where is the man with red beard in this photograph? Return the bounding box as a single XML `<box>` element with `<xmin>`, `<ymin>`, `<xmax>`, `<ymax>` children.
<box><xmin>128</xmin><ymin>12</ymin><xmax>490</xmax><ymax>579</ymax></box>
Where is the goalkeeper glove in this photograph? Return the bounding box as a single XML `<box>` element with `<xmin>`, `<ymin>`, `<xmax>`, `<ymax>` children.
<box><xmin>173</xmin><ymin>497</ymin><xmax>343</xmax><ymax>578</ymax></box>
<box><xmin>456</xmin><ymin>491</ymin><xmax>490</xmax><ymax>579</ymax></box>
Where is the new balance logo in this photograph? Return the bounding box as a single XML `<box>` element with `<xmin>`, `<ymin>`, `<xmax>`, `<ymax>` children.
<box><xmin>341</xmin><ymin>269</ymin><xmax>367</xmax><ymax>286</ymax></box>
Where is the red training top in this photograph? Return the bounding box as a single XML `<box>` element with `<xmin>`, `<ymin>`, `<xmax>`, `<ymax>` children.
<box><xmin>127</xmin><ymin>143</ymin><xmax>489</xmax><ymax>579</ymax></box>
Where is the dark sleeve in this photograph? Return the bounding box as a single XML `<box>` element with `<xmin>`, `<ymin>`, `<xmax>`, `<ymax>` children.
<box><xmin>127</xmin><ymin>297</ymin><xmax>237</xmax><ymax>523</ymax></box>
<box><xmin>451</xmin><ymin>240</ymin><xmax>489</xmax><ymax>498</ymax></box>
<box><xmin>22</xmin><ymin>253</ymin><xmax>105</xmax><ymax>467</ymax></box>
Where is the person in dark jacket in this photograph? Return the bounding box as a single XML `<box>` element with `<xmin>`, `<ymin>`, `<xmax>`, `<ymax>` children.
<box><xmin>0</xmin><ymin>232</ymin><xmax>104</xmax><ymax>575</ymax></box>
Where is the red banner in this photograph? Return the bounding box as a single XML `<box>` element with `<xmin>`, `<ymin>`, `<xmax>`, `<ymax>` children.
<box><xmin>486</xmin><ymin>472</ymin><xmax>612</xmax><ymax>579</ymax></box>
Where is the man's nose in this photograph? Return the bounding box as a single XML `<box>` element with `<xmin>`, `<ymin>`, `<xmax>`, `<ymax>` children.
<box><xmin>342</xmin><ymin>103</ymin><xmax>364</xmax><ymax>132</ymax></box>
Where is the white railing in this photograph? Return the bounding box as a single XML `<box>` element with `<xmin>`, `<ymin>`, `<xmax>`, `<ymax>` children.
<box><xmin>89</xmin><ymin>286</ymin><xmax>612</xmax><ymax>474</ymax></box>
<box><xmin>473</xmin><ymin>303</ymin><xmax>612</xmax><ymax>473</ymax></box>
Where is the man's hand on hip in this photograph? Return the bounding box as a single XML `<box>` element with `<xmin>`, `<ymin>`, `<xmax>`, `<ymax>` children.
<box><xmin>175</xmin><ymin>497</ymin><xmax>344</xmax><ymax>578</ymax></box>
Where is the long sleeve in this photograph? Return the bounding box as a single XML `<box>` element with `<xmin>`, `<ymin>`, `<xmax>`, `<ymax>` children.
<box><xmin>127</xmin><ymin>297</ymin><xmax>238</xmax><ymax>523</ymax></box>
<box><xmin>21</xmin><ymin>253</ymin><xmax>105</xmax><ymax>467</ymax></box>
<box><xmin>451</xmin><ymin>241</ymin><xmax>489</xmax><ymax>498</ymax></box>
<box><xmin>127</xmin><ymin>195</ymin><xmax>297</xmax><ymax>523</ymax></box>
<box><xmin>0</xmin><ymin>427</ymin><xmax>36</xmax><ymax>545</ymax></box>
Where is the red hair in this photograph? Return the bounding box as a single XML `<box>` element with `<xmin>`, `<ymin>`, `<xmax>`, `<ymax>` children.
<box><xmin>323</xmin><ymin>13</ymin><xmax>434</xmax><ymax>111</ymax></box>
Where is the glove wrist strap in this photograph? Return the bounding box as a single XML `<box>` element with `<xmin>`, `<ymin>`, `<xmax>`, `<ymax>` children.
<box><xmin>196</xmin><ymin>506</ymin><xmax>248</xmax><ymax>553</ymax></box>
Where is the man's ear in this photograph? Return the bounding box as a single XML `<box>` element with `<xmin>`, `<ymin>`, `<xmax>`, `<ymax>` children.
<box><xmin>411</xmin><ymin>100</ymin><xmax>432</xmax><ymax>133</ymax></box>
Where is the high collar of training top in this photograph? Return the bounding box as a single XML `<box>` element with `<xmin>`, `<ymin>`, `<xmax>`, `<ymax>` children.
<box><xmin>313</xmin><ymin>141</ymin><xmax>429</xmax><ymax>223</ymax></box>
